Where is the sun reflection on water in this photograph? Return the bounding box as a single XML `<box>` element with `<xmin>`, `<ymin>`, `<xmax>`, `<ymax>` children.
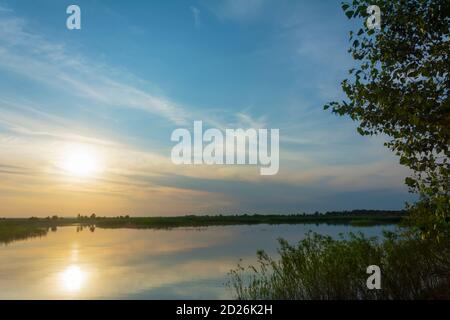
<box><xmin>60</xmin><ymin>265</ymin><xmax>86</xmax><ymax>293</ymax></box>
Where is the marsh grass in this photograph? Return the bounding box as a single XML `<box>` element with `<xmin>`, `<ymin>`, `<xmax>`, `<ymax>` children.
<box><xmin>228</xmin><ymin>231</ymin><xmax>450</xmax><ymax>300</ymax></box>
<box><xmin>0</xmin><ymin>223</ymin><xmax>49</xmax><ymax>244</ymax></box>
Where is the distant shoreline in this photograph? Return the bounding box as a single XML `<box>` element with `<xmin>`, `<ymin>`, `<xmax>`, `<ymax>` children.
<box><xmin>0</xmin><ymin>210</ymin><xmax>406</xmax><ymax>244</ymax></box>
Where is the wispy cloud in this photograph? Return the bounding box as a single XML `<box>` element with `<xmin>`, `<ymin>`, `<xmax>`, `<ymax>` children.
<box><xmin>0</xmin><ymin>9</ymin><xmax>188</xmax><ymax>125</ymax></box>
<box><xmin>190</xmin><ymin>6</ymin><xmax>201</xmax><ymax>28</ymax></box>
<box><xmin>0</xmin><ymin>5</ymin><xmax>12</xmax><ymax>12</ymax></box>
<box><xmin>205</xmin><ymin>0</ymin><xmax>268</xmax><ymax>21</ymax></box>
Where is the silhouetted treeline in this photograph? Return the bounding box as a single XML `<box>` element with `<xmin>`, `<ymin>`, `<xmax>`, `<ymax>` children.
<box><xmin>0</xmin><ymin>210</ymin><xmax>407</xmax><ymax>244</ymax></box>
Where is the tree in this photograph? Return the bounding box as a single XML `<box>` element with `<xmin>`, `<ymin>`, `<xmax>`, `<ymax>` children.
<box><xmin>325</xmin><ymin>0</ymin><xmax>449</xmax><ymax>238</ymax></box>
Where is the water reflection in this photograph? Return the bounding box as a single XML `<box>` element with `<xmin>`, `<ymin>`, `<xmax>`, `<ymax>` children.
<box><xmin>60</xmin><ymin>265</ymin><xmax>86</xmax><ymax>292</ymax></box>
<box><xmin>76</xmin><ymin>225</ymin><xmax>96</xmax><ymax>233</ymax></box>
<box><xmin>0</xmin><ymin>224</ymin><xmax>396</xmax><ymax>299</ymax></box>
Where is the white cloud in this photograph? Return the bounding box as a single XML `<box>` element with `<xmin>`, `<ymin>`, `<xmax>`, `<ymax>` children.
<box><xmin>235</xmin><ymin>112</ymin><xmax>267</xmax><ymax>129</ymax></box>
<box><xmin>206</xmin><ymin>0</ymin><xmax>268</xmax><ymax>21</ymax></box>
<box><xmin>0</xmin><ymin>5</ymin><xmax>13</xmax><ymax>12</ymax></box>
<box><xmin>190</xmin><ymin>6</ymin><xmax>201</xmax><ymax>28</ymax></box>
<box><xmin>0</xmin><ymin>10</ymin><xmax>188</xmax><ymax>125</ymax></box>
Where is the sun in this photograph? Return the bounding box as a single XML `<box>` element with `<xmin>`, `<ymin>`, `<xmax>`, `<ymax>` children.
<box><xmin>61</xmin><ymin>145</ymin><xmax>102</xmax><ymax>177</ymax></box>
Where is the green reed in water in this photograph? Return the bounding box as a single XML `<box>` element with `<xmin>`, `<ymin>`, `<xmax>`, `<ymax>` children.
<box><xmin>0</xmin><ymin>222</ymin><xmax>49</xmax><ymax>244</ymax></box>
<box><xmin>228</xmin><ymin>231</ymin><xmax>450</xmax><ymax>300</ymax></box>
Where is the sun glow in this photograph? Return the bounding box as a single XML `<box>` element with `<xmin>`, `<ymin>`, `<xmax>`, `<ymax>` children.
<box><xmin>60</xmin><ymin>265</ymin><xmax>85</xmax><ymax>293</ymax></box>
<box><xmin>61</xmin><ymin>145</ymin><xmax>102</xmax><ymax>177</ymax></box>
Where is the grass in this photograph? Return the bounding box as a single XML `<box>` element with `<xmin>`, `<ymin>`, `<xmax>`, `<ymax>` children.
<box><xmin>228</xmin><ymin>231</ymin><xmax>450</xmax><ymax>300</ymax></box>
<box><xmin>0</xmin><ymin>223</ymin><xmax>49</xmax><ymax>244</ymax></box>
<box><xmin>0</xmin><ymin>218</ymin><xmax>74</xmax><ymax>244</ymax></box>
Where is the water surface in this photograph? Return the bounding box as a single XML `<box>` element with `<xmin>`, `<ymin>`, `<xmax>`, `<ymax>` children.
<box><xmin>0</xmin><ymin>224</ymin><xmax>395</xmax><ymax>299</ymax></box>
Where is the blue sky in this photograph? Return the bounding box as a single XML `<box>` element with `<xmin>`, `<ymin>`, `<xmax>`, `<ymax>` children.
<box><xmin>0</xmin><ymin>0</ymin><xmax>415</xmax><ymax>217</ymax></box>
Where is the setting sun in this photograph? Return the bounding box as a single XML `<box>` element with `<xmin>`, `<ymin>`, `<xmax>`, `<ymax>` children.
<box><xmin>60</xmin><ymin>145</ymin><xmax>102</xmax><ymax>178</ymax></box>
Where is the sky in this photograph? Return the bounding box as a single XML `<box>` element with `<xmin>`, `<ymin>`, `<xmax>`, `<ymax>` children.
<box><xmin>0</xmin><ymin>0</ymin><xmax>416</xmax><ymax>217</ymax></box>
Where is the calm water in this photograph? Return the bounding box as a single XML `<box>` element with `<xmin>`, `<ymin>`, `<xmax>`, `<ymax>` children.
<box><xmin>0</xmin><ymin>224</ymin><xmax>395</xmax><ymax>299</ymax></box>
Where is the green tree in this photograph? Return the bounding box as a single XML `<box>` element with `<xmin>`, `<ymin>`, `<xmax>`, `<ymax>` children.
<box><xmin>325</xmin><ymin>0</ymin><xmax>449</xmax><ymax>238</ymax></box>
